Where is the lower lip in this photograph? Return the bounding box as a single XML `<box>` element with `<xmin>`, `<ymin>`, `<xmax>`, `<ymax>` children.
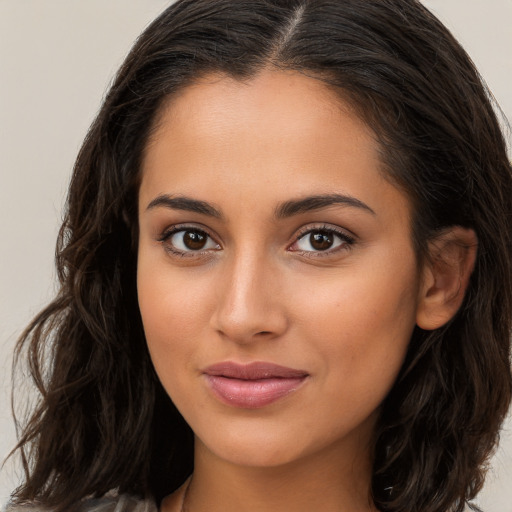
<box><xmin>204</xmin><ymin>375</ymin><xmax>307</xmax><ymax>409</ymax></box>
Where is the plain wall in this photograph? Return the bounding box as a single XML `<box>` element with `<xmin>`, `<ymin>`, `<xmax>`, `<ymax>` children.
<box><xmin>1</xmin><ymin>1</ymin><xmax>511</xmax><ymax>509</ymax></box>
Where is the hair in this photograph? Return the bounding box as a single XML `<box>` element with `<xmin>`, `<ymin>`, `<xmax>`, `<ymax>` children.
<box><xmin>9</xmin><ymin>1</ymin><xmax>512</xmax><ymax>512</ymax></box>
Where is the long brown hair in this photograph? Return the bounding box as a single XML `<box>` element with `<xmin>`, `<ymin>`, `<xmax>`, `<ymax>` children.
<box><xmin>10</xmin><ymin>1</ymin><xmax>512</xmax><ymax>511</ymax></box>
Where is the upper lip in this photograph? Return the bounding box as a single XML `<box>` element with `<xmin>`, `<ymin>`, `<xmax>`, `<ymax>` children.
<box><xmin>202</xmin><ymin>361</ymin><xmax>309</xmax><ymax>380</ymax></box>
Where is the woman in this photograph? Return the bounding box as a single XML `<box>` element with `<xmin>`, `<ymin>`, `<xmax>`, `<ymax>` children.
<box><xmin>7</xmin><ymin>1</ymin><xmax>512</xmax><ymax>511</ymax></box>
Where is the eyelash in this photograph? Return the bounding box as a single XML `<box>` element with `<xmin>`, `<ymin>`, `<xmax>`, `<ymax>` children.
<box><xmin>291</xmin><ymin>224</ymin><xmax>356</xmax><ymax>258</ymax></box>
<box><xmin>157</xmin><ymin>224</ymin><xmax>220</xmax><ymax>258</ymax></box>
<box><xmin>157</xmin><ymin>224</ymin><xmax>356</xmax><ymax>259</ymax></box>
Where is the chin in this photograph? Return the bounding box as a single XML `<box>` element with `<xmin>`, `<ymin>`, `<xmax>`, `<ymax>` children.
<box><xmin>195</xmin><ymin>422</ymin><xmax>316</xmax><ymax>469</ymax></box>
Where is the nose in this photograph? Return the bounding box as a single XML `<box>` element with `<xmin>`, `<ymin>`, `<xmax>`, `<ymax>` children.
<box><xmin>210</xmin><ymin>250</ymin><xmax>288</xmax><ymax>344</ymax></box>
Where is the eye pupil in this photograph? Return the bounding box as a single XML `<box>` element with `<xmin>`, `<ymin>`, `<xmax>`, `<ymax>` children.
<box><xmin>310</xmin><ymin>231</ymin><xmax>333</xmax><ymax>250</ymax></box>
<box><xmin>184</xmin><ymin>230</ymin><xmax>207</xmax><ymax>250</ymax></box>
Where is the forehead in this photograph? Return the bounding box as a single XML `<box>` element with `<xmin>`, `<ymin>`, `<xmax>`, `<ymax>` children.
<box><xmin>140</xmin><ymin>68</ymin><xmax>411</xmax><ymax>229</ymax></box>
<box><xmin>144</xmin><ymin>69</ymin><xmax>377</xmax><ymax>174</ymax></box>
<box><xmin>152</xmin><ymin>68</ymin><xmax>350</xmax><ymax>129</ymax></box>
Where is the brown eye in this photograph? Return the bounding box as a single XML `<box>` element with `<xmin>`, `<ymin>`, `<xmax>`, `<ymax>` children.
<box><xmin>309</xmin><ymin>231</ymin><xmax>334</xmax><ymax>251</ymax></box>
<box><xmin>163</xmin><ymin>228</ymin><xmax>220</xmax><ymax>254</ymax></box>
<box><xmin>183</xmin><ymin>230</ymin><xmax>208</xmax><ymax>250</ymax></box>
<box><xmin>290</xmin><ymin>227</ymin><xmax>355</xmax><ymax>255</ymax></box>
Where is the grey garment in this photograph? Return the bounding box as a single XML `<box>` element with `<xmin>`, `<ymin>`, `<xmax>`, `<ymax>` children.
<box><xmin>3</xmin><ymin>494</ymin><xmax>158</xmax><ymax>512</ymax></box>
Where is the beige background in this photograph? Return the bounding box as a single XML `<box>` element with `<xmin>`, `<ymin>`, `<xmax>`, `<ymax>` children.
<box><xmin>1</xmin><ymin>1</ymin><xmax>511</xmax><ymax>509</ymax></box>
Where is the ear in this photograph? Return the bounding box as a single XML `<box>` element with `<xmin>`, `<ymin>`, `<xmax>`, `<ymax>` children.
<box><xmin>416</xmin><ymin>227</ymin><xmax>477</xmax><ymax>331</ymax></box>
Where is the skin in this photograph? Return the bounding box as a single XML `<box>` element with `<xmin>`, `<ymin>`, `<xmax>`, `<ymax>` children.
<box><xmin>137</xmin><ymin>68</ymin><xmax>475</xmax><ymax>512</ymax></box>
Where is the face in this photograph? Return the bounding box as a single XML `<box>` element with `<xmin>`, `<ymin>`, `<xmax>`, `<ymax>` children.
<box><xmin>137</xmin><ymin>69</ymin><xmax>423</xmax><ymax>471</ymax></box>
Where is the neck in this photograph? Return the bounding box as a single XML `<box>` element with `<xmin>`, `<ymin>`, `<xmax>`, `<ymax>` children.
<box><xmin>184</xmin><ymin>436</ymin><xmax>378</xmax><ymax>512</ymax></box>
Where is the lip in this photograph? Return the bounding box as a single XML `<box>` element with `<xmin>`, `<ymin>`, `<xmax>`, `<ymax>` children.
<box><xmin>202</xmin><ymin>362</ymin><xmax>309</xmax><ymax>409</ymax></box>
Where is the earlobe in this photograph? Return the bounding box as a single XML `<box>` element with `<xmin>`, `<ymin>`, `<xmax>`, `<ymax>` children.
<box><xmin>416</xmin><ymin>227</ymin><xmax>478</xmax><ymax>331</ymax></box>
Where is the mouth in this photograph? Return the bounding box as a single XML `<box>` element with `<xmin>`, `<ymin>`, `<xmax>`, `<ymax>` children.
<box><xmin>202</xmin><ymin>361</ymin><xmax>309</xmax><ymax>409</ymax></box>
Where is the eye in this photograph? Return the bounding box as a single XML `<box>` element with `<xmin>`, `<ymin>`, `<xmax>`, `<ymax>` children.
<box><xmin>159</xmin><ymin>227</ymin><xmax>220</xmax><ymax>256</ymax></box>
<box><xmin>289</xmin><ymin>226</ymin><xmax>355</xmax><ymax>255</ymax></box>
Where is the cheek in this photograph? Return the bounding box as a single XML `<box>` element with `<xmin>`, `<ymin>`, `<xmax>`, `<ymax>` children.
<box><xmin>293</xmin><ymin>254</ymin><xmax>419</xmax><ymax>395</ymax></box>
<box><xmin>136</xmin><ymin>254</ymin><xmax>215</xmax><ymax>380</ymax></box>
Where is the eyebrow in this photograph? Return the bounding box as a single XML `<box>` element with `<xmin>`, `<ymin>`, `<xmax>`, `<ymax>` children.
<box><xmin>146</xmin><ymin>195</ymin><xmax>223</xmax><ymax>218</ymax></box>
<box><xmin>145</xmin><ymin>193</ymin><xmax>375</xmax><ymax>219</ymax></box>
<box><xmin>274</xmin><ymin>193</ymin><xmax>376</xmax><ymax>218</ymax></box>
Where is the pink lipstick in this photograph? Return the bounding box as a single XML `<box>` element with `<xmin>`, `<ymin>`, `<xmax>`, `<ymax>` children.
<box><xmin>202</xmin><ymin>362</ymin><xmax>308</xmax><ymax>409</ymax></box>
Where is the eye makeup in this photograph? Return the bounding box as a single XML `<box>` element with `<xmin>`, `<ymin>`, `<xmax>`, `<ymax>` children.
<box><xmin>156</xmin><ymin>222</ymin><xmax>356</xmax><ymax>260</ymax></box>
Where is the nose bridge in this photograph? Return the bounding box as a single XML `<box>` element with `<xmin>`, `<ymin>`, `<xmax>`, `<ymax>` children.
<box><xmin>212</xmin><ymin>244</ymin><xmax>286</xmax><ymax>342</ymax></box>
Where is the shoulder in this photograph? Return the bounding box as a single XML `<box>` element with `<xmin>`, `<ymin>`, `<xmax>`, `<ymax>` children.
<box><xmin>3</xmin><ymin>493</ymin><xmax>157</xmax><ymax>512</ymax></box>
